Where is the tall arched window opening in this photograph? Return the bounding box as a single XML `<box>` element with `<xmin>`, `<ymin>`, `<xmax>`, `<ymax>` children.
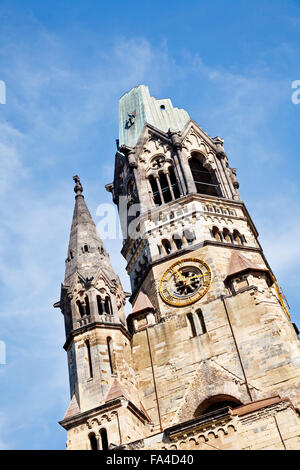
<box><xmin>100</xmin><ymin>428</ymin><xmax>109</xmax><ymax>450</ymax></box>
<box><xmin>189</xmin><ymin>155</ymin><xmax>219</xmax><ymax>196</ymax></box>
<box><xmin>107</xmin><ymin>337</ymin><xmax>116</xmax><ymax>375</ymax></box>
<box><xmin>197</xmin><ymin>310</ymin><xmax>207</xmax><ymax>334</ymax></box>
<box><xmin>187</xmin><ymin>313</ymin><xmax>197</xmax><ymax>337</ymax></box>
<box><xmin>104</xmin><ymin>297</ymin><xmax>113</xmax><ymax>316</ymax></box>
<box><xmin>194</xmin><ymin>395</ymin><xmax>243</xmax><ymax>417</ymax></box>
<box><xmin>85</xmin><ymin>296</ymin><xmax>91</xmax><ymax>316</ymax></box>
<box><xmin>159</xmin><ymin>173</ymin><xmax>172</xmax><ymax>203</ymax></box>
<box><xmin>173</xmin><ymin>236</ymin><xmax>183</xmax><ymax>250</ymax></box>
<box><xmin>85</xmin><ymin>339</ymin><xmax>93</xmax><ymax>379</ymax></box>
<box><xmin>89</xmin><ymin>433</ymin><xmax>98</xmax><ymax>450</ymax></box>
<box><xmin>169</xmin><ymin>167</ymin><xmax>180</xmax><ymax>199</ymax></box>
<box><xmin>77</xmin><ymin>301</ymin><xmax>85</xmax><ymax>318</ymax></box>
<box><xmin>233</xmin><ymin>230</ymin><xmax>243</xmax><ymax>245</ymax></box>
<box><xmin>149</xmin><ymin>176</ymin><xmax>162</xmax><ymax>206</ymax></box>
<box><xmin>97</xmin><ymin>296</ymin><xmax>103</xmax><ymax>315</ymax></box>
<box><xmin>223</xmin><ymin>228</ymin><xmax>232</xmax><ymax>243</ymax></box>
<box><xmin>148</xmin><ymin>156</ymin><xmax>181</xmax><ymax>206</ymax></box>
<box><xmin>212</xmin><ymin>226</ymin><xmax>222</xmax><ymax>242</ymax></box>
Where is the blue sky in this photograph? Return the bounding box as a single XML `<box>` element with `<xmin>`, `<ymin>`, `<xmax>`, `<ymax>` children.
<box><xmin>0</xmin><ymin>0</ymin><xmax>300</xmax><ymax>449</ymax></box>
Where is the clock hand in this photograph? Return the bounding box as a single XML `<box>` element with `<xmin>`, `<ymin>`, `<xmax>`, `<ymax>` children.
<box><xmin>174</xmin><ymin>270</ymin><xmax>186</xmax><ymax>281</ymax></box>
<box><xmin>187</xmin><ymin>274</ymin><xmax>205</xmax><ymax>280</ymax></box>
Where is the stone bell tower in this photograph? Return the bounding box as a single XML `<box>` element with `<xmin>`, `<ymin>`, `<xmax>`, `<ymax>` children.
<box><xmin>57</xmin><ymin>86</ymin><xmax>300</xmax><ymax>450</ymax></box>
<box><xmin>55</xmin><ymin>176</ymin><xmax>151</xmax><ymax>450</ymax></box>
<box><xmin>104</xmin><ymin>85</ymin><xmax>300</xmax><ymax>450</ymax></box>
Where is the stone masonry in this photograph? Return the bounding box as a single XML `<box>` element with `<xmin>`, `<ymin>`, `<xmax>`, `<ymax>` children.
<box><xmin>55</xmin><ymin>86</ymin><xmax>300</xmax><ymax>450</ymax></box>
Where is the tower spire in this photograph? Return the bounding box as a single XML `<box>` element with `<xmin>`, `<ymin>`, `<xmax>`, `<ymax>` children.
<box><xmin>65</xmin><ymin>176</ymin><xmax>112</xmax><ymax>284</ymax></box>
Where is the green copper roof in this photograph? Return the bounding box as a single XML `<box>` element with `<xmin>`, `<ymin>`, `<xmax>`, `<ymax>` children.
<box><xmin>119</xmin><ymin>85</ymin><xmax>190</xmax><ymax>148</ymax></box>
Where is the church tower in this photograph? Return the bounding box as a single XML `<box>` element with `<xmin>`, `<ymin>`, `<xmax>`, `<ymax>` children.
<box><xmin>56</xmin><ymin>176</ymin><xmax>151</xmax><ymax>450</ymax></box>
<box><xmin>57</xmin><ymin>86</ymin><xmax>300</xmax><ymax>450</ymax></box>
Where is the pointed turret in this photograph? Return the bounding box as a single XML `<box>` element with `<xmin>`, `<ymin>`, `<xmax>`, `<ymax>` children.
<box><xmin>65</xmin><ymin>175</ymin><xmax>114</xmax><ymax>284</ymax></box>
<box><xmin>225</xmin><ymin>251</ymin><xmax>269</xmax><ymax>282</ymax></box>
<box><xmin>57</xmin><ymin>176</ymin><xmax>127</xmax><ymax>344</ymax></box>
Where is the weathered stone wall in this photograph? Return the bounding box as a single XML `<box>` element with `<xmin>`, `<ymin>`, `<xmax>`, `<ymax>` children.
<box><xmin>125</xmin><ymin>401</ymin><xmax>300</xmax><ymax>450</ymax></box>
<box><xmin>130</xmin><ymin>243</ymin><xmax>300</xmax><ymax>431</ymax></box>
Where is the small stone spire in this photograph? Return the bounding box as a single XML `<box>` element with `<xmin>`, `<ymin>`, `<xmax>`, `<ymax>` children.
<box><xmin>64</xmin><ymin>176</ymin><xmax>115</xmax><ymax>284</ymax></box>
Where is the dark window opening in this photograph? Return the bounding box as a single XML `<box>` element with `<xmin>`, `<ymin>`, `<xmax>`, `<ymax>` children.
<box><xmin>194</xmin><ymin>395</ymin><xmax>243</xmax><ymax>417</ymax></box>
<box><xmin>86</xmin><ymin>340</ymin><xmax>93</xmax><ymax>379</ymax></box>
<box><xmin>89</xmin><ymin>433</ymin><xmax>98</xmax><ymax>450</ymax></box>
<box><xmin>160</xmin><ymin>104</ymin><xmax>165</xmax><ymax>110</ymax></box>
<box><xmin>100</xmin><ymin>428</ymin><xmax>109</xmax><ymax>450</ymax></box>
<box><xmin>84</xmin><ymin>245</ymin><xmax>89</xmax><ymax>252</ymax></box>
<box><xmin>159</xmin><ymin>173</ymin><xmax>172</xmax><ymax>203</ymax></box>
<box><xmin>174</xmin><ymin>237</ymin><xmax>183</xmax><ymax>250</ymax></box>
<box><xmin>104</xmin><ymin>297</ymin><xmax>113</xmax><ymax>315</ymax></box>
<box><xmin>233</xmin><ymin>230</ymin><xmax>243</xmax><ymax>245</ymax></box>
<box><xmin>212</xmin><ymin>226</ymin><xmax>222</xmax><ymax>242</ymax></box>
<box><xmin>187</xmin><ymin>313</ymin><xmax>197</xmax><ymax>338</ymax></box>
<box><xmin>169</xmin><ymin>167</ymin><xmax>180</xmax><ymax>199</ymax></box>
<box><xmin>77</xmin><ymin>301</ymin><xmax>85</xmax><ymax>318</ymax></box>
<box><xmin>85</xmin><ymin>296</ymin><xmax>90</xmax><ymax>316</ymax></box>
<box><xmin>223</xmin><ymin>228</ymin><xmax>232</xmax><ymax>243</ymax></box>
<box><xmin>97</xmin><ymin>296</ymin><xmax>103</xmax><ymax>315</ymax></box>
<box><xmin>107</xmin><ymin>337</ymin><xmax>116</xmax><ymax>375</ymax></box>
<box><xmin>162</xmin><ymin>239</ymin><xmax>172</xmax><ymax>255</ymax></box>
<box><xmin>149</xmin><ymin>176</ymin><xmax>162</xmax><ymax>206</ymax></box>
<box><xmin>189</xmin><ymin>155</ymin><xmax>219</xmax><ymax>197</ymax></box>
<box><xmin>197</xmin><ymin>310</ymin><xmax>207</xmax><ymax>334</ymax></box>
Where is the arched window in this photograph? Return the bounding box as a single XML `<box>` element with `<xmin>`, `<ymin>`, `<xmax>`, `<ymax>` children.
<box><xmin>85</xmin><ymin>339</ymin><xmax>93</xmax><ymax>379</ymax></box>
<box><xmin>168</xmin><ymin>167</ymin><xmax>180</xmax><ymax>199</ymax></box>
<box><xmin>233</xmin><ymin>230</ymin><xmax>243</xmax><ymax>245</ymax></box>
<box><xmin>212</xmin><ymin>226</ymin><xmax>222</xmax><ymax>242</ymax></box>
<box><xmin>159</xmin><ymin>173</ymin><xmax>172</xmax><ymax>203</ymax></box>
<box><xmin>149</xmin><ymin>175</ymin><xmax>162</xmax><ymax>206</ymax></box>
<box><xmin>173</xmin><ymin>235</ymin><xmax>183</xmax><ymax>250</ymax></box>
<box><xmin>187</xmin><ymin>311</ymin><xmax>207</xmax><ymax>337</ymax></box>
<box><xmin>107</xmin><ymin>337</ymin><xmax>116</xmax><ymax>375</ymax></box>
<box><xmin>89</xmin><ymin>433</ymin><xmax>98</xmax><ymax>450</ymax></box>
<box><xmin>189</xmin><ymin>154</ymin><xmax>219</xmax><ymax>196</ymax></box>
<box><xmin>194</xmin><ymin>395</ymin><xmax>243</xmax><ymax>417</ymax></box>
<box><xmin>223</xmin><ymin>228</ymin><xmax>232</xmax><ymax>243</ymax></box>
<box><xmin>85</xmin><ymin>296</ymin><xmax>91</xmax><ymax>316</ymax></box>
<box><xmin>197</xmin><ymin>310</ymin><xmax>207</xmax><ymax>334</ymax></box>
<box><xmin>97</xmin><ymin>296</ymin><xmax>103</xmax><ymax>315</ymax></box>
<box><xmin>187</xmin><ymin>313</ymin><xmax>197</xmax><ymax>337</ymax></box>
<box><xmin>77</xmin><ymin>301</ymin><xmax>85</xmax><ymax>318</ymax></box>
<box><xmin>184</xmin><ymin>229</ymin><xmax>195</xmax><ymax>245</ymax></box>
<box><xmin>162</xmin><ymin>239</ymin><xmax>172</xmax><ymax>255</ymax></box>
<box><xmin>148</xmin><ymin>156</ymin><xmax>180</xmax><ymax>206</ymax></box>
<box><xmin>100</xmin><ymin>428</ymin><xmax>109</xmax><ymax>450</ymax></box>
<box><xmin>104</xmin><ymin>297</ymin><xmax>113</xmax><ymax>315</ymax></box>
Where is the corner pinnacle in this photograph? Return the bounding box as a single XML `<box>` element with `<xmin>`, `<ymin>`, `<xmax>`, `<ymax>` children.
<box><xmin>73</xmin><ymin>175</ymin><xmax>83</xmax><ymax>196</ymax></box>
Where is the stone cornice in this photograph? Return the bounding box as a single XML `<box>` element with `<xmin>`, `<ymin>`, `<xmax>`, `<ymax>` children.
<box><xmin>63</xmin><ymin>321</ymin><xmax>131</xmax><ymax>351</ymax></box>
<box><xmin>59</xmin><ymin>397</ymin><xmax>150</xmax><ymax>430</ymax></box>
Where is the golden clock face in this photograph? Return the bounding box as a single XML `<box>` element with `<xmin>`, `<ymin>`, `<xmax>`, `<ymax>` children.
<box><xmin>159</xmin><ymin>258</ymin><xmax>212</xmax><ymax>307</ymax></box>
